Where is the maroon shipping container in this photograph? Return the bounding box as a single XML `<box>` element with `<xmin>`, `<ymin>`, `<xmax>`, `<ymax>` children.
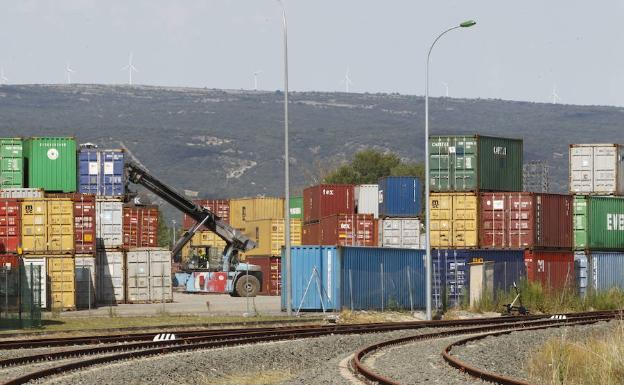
<box><xmin>524</xmin><ymin>250</ymin><xmax>575</xmax><ymax>290</ymax></box>
<box><xmin>0</xmin><ymin>254</ymin><xmax>20</xmax><ymax>269</ymax></box>
<box><xmin>320</xmin><ymin>214</ymin><xmax>377</xmax><ymax>247</ymax></box>
<box><xmin>302</xmin><ymin>222</ymin><xmax>321</xmax><ymax>244</ymax></box>
<box><xmin>303</xmin><ymin>184</ymin><xmax>354</xmax><ymax>223</ymax></box>
<box><xmin>479</xmin><ymin>193</ymin><xmax>572</xmax><ymax>249</ymax></box>
<box><xmin>245</xmin><ymin>256</ymin><xmax>281</xmax><ymax>295</ymax></box>
<box><xmin>0</xmin><ymin>199</ymin><xmax>20</xmax><ymax>253</ymax></box>
<box><xmin>123</xmin><ymin>205</ymin><xmax>159</xmax><ymax>249</ymax></box>
<box><xmin>45</xmin><ymin>193</ymin><xmax>97</xmax><ymax>254</ymax></box>
<box><xmin>183</xmin><ymin>199</ymin><xmax>230</xmax><ymax>229</ymax></box>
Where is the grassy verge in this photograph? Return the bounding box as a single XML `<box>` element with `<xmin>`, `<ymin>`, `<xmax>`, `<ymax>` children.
<box><xmin>527</xmin><ymin>319</ymin><xmax>624</xmax><ymax>385</ymax></box>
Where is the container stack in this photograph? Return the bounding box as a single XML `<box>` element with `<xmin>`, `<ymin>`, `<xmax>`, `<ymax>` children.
<box><xmin>377</xmin><ymin>176</ymin><xmax>423</xmax><ymax>249</ymax></box>
<box><xmin>570</xmin><ymin>144</ymin><xmax>624</xmax><ymax>296</ymax></box>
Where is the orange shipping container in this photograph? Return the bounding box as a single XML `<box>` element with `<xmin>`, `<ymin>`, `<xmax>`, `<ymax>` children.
<box><xmin>320</xmin><ymin>214</ymin><xmax>377</xmax><ymax>247</ymax></box>
<box><xmin>123</xmin><ymin>206</ymin><xmax>159</xmax><ymax>249</ymax></box>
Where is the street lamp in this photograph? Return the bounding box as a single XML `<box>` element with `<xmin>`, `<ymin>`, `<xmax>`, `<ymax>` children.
<box><xmin>277</xmin><ymin>0</ymin><xmax>292</xmax><ymax>316</ymax></box>
<box><xmin>425</xmin><ymin>20</ymin><xmax>476</xmax><ymax>321</ymax></box>
<box><xmin>171</xmin><ymin>220</ymin><xmax>177</xmax><ymax>248</ymax></box>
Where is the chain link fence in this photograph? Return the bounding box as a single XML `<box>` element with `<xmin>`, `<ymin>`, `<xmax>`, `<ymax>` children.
<box><xmin>0</xmin><ymin>264</ymin><xmax>42</xmax><ymax>329</ymax></box>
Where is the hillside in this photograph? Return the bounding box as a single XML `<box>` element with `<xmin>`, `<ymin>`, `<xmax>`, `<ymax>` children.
<box><xmin>1</xmin><ymin>84</ymin><xmax>622</xmax><ymax>220</ymax></box>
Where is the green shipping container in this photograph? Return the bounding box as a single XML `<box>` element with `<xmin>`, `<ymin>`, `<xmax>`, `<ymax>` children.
<box><xmin>574</xmin><ymin>195</ymin><xmax>624</xmax><ymax>250</ymax></box>
<box><xmin>0</xmin><ymin>138</ymin><xmax>24</xmax><ymax>188</ymax></box>
<box><xmin>24</xmin><ymin>137</ymin><xmax>77</xmax><ymax>192</ymax></box>
<box><xmin>429</xmin><ymin>135</ymin><xmax>523</xmax><ymax>192</ymax></box>
<box><xmin>289</xmin><ymin>197</ymin><xmax>303</xmax><ymax>219</ymax></box>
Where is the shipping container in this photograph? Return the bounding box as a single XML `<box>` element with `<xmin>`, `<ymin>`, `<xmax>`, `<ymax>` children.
<box><xmin>289</xmin><ymin>197</ymin><xmax>303</xmax><ymax>220</ymax></box>
<box><xmin>180</xmin><ymin>231</ymin><xmax>227</xmax><ymax>262</ymax></box>
<box><xmin>47</xmin><ymin>193</ymin><xmax>97</xmax><ymax>254</ymax></box>
<box><xmin>96</xmin><ymin>249</ymin><xmax>125</xmax><ymax>304</ymax></box>
<box><xmin>183</xmin><ymin>199</ymin><xmax>230</xmax><ymax>230</ymax></box>
<box><xmin>341</xmin><ymin>247</ymin><xmax>426</xmax><ymax>311</ymax></box>
<box><xmin>378</xmin><ymin>177</ymin><xmax>422</xmax><ymax>218</ymax></box>
<box><xmin>303</xmin><ymin>184</ymin><xmax>354</xmax><ymax>223</ymax></box>
<box><xmin>584</xmin><ymin>251</ymin><xmax>624</xmax><ymax>292</ymax></box>
<box><xmin>281</xmin><ymin>246</ymin><xmax>340</xmax><ymax>311</ymax></box>
<box><xmin>24</xmin><ymin>137</ymin><xmax>77</xmax><ymax>192</ymax></box>
<box><xmin>574</xmin><ymin>252</ymin><xmax>588</xmax><ymax>297</ymax></box>
<box><xmin>96</xmin><ymin>198</ymin><xmax>123</xmax><ymax>249</ymax></box>
<box><xmin>430</xmin><ymin>193</ymin><xmax>478</xmax><ymax>248</ymax></box>
<box><xmin>569</xmin><ymin>144</ymin><xmax>624</xmax><ymax>195</ymax></box>
<box><xmin>244</xmin><ymin>219</ymin><xmax>302</xmax><ymax>257</ymax></box>
<box><xmin>573</xmin><ymin>196</ymin><xmax>624</xmax><ymax>250</ymax></box>
<box><xmin>0</xmin><ymin>138</ymin><xmax>24</xmax><ymax>188</ymax></box>
<box><xmin>47</xmin><ymin>256</ymin><xmax>76</xmax><ymax>310</ymax></box>
<box><xmin>355</xmin><ymin>184</ymin><xmax>379</xmax><ymax>218</ymax></box>
<box><xmin>379</xmin><ymin>218</ymin><xmax>422</xmax><ymax>249</ymax></box>
<box><xmin>22</xmin><ymin>257</ymin><xmax>47</xmax><ymax>309</ymax></box>
<box><xmin>125</xmin><ymin>248</ymin><xmax>172</xmax><ymax>303</ymax></box>
<box><xmin>429</xmin><ymin>135</ymin><xmax>523</xmax><ymax>192</ymax></box>
<box><xmin>21</xmin><ymin>198</ymin><xmax>74</xmax><ymax>254</ymax></box>
<box><xmin>0</xmin><ymin>198</ymin><xmax>20</xmax><ymax>253</ymax></box>
<box><xmin>320</xmin><ymin>214</ymin><xmax>377</xmax><ymax>247</ymax></box>
<box><xmin>0</xmin><ymin>254</ymin><xmax>19</xmax><ymax>270</ymax></box>
<box><xmin>246</xmin><ymin>256</ymin><xmax>281</xmax><ymax>295</ymax></box>
<box><xmin>479</xmin><ymin>192</ymin><xmax>572</xmax><ymax>249</ymax></box>
<box><xmin>123</xmin><ymin>205</ymin><xmax>159</xmax><ymax>249</ymax></box>
<box><xmin>524</xmin><ymin>250</ymin><xmax>574</xmax><ymax>290</ymax></box>
<box><xmin>229</xmin><ymin>197</ymin><xmax>284</xmax><ymax>230</ymax></box>
<box><xmin>75</xmin><ymin>255</ymin><xmax>96</xmax><ymax>309</ymax></box>
<box><xmin>78</xmin><ymin>149</ymin><xmax>125</xmax><ymax>197</ymax></box>
<box><xmin>302</xmin><ymin>222</ymin><xmax>321</xmax><ymax>245</ymax></box>
<box><xmin>432</xmin><ymin>249</ymin><xmax>525</xmax><ymax>308</ymax></box>
<box><xmin>0</xmin><ymin>188</ymin><xmax>43</xmax><ymax>198</ymax></box>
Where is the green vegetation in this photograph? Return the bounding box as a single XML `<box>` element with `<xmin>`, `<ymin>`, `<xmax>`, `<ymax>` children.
<box><xmin>527</xmin><ymin>320</ymin><xmax>624</xmax><ymax>385</ymax></box>
<box><xmin>323</xmin><ymin>149</ymin><xmax>424</xmax><ymax>184</ymax></box>
<box><xmin>157</xmin><ymin>211</ymin><xmax>172</xmax><ymax>248</ymax></box>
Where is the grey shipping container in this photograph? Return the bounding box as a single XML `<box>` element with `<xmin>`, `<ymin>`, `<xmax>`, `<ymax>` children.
<box><xmin>22</xmin><ymin>257</ymin><xmax>47</xmax><ymax>309</ymax></box>
<box><xmin>569</xmin><ymin>144</ymin><xmax>624</xmax><ymax>195</ymax></box>
<box><xmin>582</xmin><ymin>251</ymin><xmax>624</xmax><ymax>292</ymax></box>
<box><xmin>379</xmin><ymin>218</ymin><xmax>422</xmax><ymax>249</ymax></box>
<box><xmin>574</xmin><ymin>252</ymin><xmax>588</xmax><ymax>297</ymax></box>
<box><xmin>355</xmin><ymin>184</ymin><xmax>379</xmax><ymax>218</ymax></box>
<box><xmin>75</xmin><ymin>256</ymin><xmax>96</xmax><ymax>309</ymax></box>
<box><xmin>96</xmin><ymin>198</ymin><xmax>123</xmax><ymax>249</ymax></box>
<box><xmin>126</xmin><ymin>248</ymin><xmax>172</xmax><ymax>303</ymax></box>
<box><xmin>0</xmin><ymin>188</ymin><xmax>44</xmax><ymax>198</ymax></box>
<box><xmin>97</xmin><ymin>249</ymin><xmax>125</xmax><ymax>304</ymax></box>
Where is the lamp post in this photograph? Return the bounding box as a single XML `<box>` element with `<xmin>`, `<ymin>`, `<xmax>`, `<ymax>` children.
<box><xmin>277</xmin><ymin>0</ymin><xmax>292</xmax><ymax>316</ymax></box>
<box><xmin>171</xmin><ymin>220</ymin><xmax>177</xmax><ymax>248</ymax></box>
<box><xmin>425</xmin><ymin>20</ymin><xmax>476</xmax><ymax>321</ymax></box>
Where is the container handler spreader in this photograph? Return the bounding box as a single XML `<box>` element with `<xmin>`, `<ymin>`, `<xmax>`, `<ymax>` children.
<box><xmin>125</xmin><ymin>161</ymin><xmax>262</xmax><ymax>297</ymax></box>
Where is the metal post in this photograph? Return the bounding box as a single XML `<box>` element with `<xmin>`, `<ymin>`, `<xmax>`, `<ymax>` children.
<box><xmin>349</xmin><ymin>269</ymin><xmax>354</xmax><ymax>311</ymax></box>
<box><xmin>407</xmin><ymin>267</ymin><xmax>413</xmax><ymax>312</ymax></box>
<box><xmin>87</xmin><ymin>267</ymin><xmax>92</xmax><ymax>312</ymax></box>
<box><xmin>161</xmin><ymin>263</ymin><xmax>165</xmax><ymax>314</ymax></box>
<box><xmin>245</xmin><ymin>261</ymin><xmax>250</xmax><ymax>315</ymax></box>
<box><xmin>381</xmin><ymin>263</ymin><xmax>384</xmax><ymax>311</ymax></box>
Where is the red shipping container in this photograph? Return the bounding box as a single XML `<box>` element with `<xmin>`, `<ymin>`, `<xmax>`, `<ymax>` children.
<box><xmin>183</xmin><ymin>199</ymin><xmax>230</xmax><ymax>229</ymax></box>
<box><xmin>123</xmin><ymin>205</ymin><xmax>159</xmax><ymax>249</ymax></box>
<box><xmin>303</xmin><ymin>184</ymin><xmax>354</xmax><ymax>223</ymax></box>
<box><xmin>0</xmin><ymin>254</ymin><xmax>20</xmax><ymax>270</ymax></box>
<box><xmin>246</xmin><ymin>256</ymin><xmax>281</xmax><ymax>295</ymax></box>
<box><xmin>524</xmin><ymin>250</ymin><xmax>575</xmax><ymax>290</ymax></box>
<box><xmin>302</xmin><ymin>222</ymin><xmax>321</xmax><ymax>244</ymax></box>
<box><xmin>479</xmin><ymin>193</ymin><xmax>572</xmax><ymax>249</ymax></box>
<box><xmin>0</xmin><ymin>199</ymin><xmax>20</xmax><ymax>253</ymax></box>
<box><xmin>320</xmin><ymin>214</ymin><xmax>377</xmax><ymax>247</ymax></box>
<box><xmin>45</xmin><ymin>193</ymin><xmax>97</xmax><ymax>254</ymax></box>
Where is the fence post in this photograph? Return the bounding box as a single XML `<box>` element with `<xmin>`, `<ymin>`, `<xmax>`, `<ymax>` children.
<box><xmin>380</xmin><ymin>263</ymin><xmax>384</xmax><ymax>312</ymax></box>
<box><xmin>349</xmin><ymin>269</ymin><xmax>353</xmax><ymax>312</ymax></box>
<box><xmin>407</xmin><ymin>267</ymin><xmax>413</xmax><ymax>312</ymax></box>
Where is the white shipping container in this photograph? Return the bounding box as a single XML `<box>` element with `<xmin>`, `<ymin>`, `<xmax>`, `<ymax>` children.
<box><xmin>75</xmin><ymin>256</ymin><xmax>96</xmax><ymax>309</ymax></box>
<box><xmin>96</xmin><ymin>249</ymin><xmax>125</xmax><ymax>304</ymax></box>
<box><xmin>355</xmin><ymin>184</ymin><xmax>379</xmax><ymax>218</ymax></box>
<box><xmin>569</xmin><ymin>144</ymin><xmax>624</xmax><ymax>195</ymax></box>
<box><xmin>22</xmin><ymin>257</ymin><xmax>47</xmax><ymax>309</ymax></box>
<box><xmin>379</xmin><ymin>218</ymin><xmax>422</xmax><ymax>249</ymax></box>
<box><xmin>126</xmin><ymin>248</ymin><xmax>172</xmax><ymax>303</ymax></box>
<box><xmin>0</xmin><ymin>188</ymin><xmax>44</xmax><ymax>198</ymax></box>
<box><xmin>96</xmin><ymin>198</ymin><xmax>123</xmax><ymax>249</ymax></box>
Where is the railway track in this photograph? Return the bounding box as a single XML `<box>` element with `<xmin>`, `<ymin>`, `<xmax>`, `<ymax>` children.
<box><xmin>351</xmin><ymin>310</ymin><xmax>620</xmax><ymax>385</ymax></box>
<box><xmin>0</xmin><ymin>310</ymin><xmax>618</xmax><ymax>385</ymax></box>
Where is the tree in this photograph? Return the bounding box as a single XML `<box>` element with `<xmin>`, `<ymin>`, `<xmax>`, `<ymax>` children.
<box><xmin>157</xmin><ymin>211</ymin><xmax>171</xmax><ymax>248</ymax></box>
<box><xmin>323</xmin><ymin>149</ymin><xmax>424</xmax><ymax>184</ymax></box>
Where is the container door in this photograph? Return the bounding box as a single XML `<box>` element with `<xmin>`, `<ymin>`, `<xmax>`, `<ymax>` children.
<box><xmin>149</xmin><ymin>250</ymin><xmax>172</xmax><ymax>302</ymax></box>
<box><xmin>594</xmin><ymin>145</ymin><xmax>617</xmax><ymax>194</ymax></box>
<box><xmin>23</xmin><ymin>258</ymin><xmax>47</xmax><ymax>309</ymax></box>
<box><xmin>127</xmin><ymin>252</ymin><xmax>149</xmax><ymax>303</ymax></box>
<box><xmin>429</xmin><ymin>139</ymin><xmax>452</xmax><ymax>191</ymax></box>
<box><xmin>480</xmin><ymin>193</ymin><xmax>506</xmax><ymax>248</ymax></box>
<box><xmin>509</xmin><ymin>194</ymin><xmax>533</xmax><ymax>248</ymax></box>
<box><xmin>452</xmin><ymin>194</ymin><xmax>478</xmax><ymax>247</ymax></box>
<box><xmin>573</xmin><ymin>196</ymin><xmax>587</xmax><ymax>249</ymax></box>
<box><xmin>401</xmin><ymin>219</ymin><xmax>421</xmax><ymax>248</ymax></box>
<box><xmin>48</xmin><ymin>200</ymin><xmax>74</xmax><ymax>253</ymax></box>
<box><xmin>97</xmin><ymin>250</ymin><xmax>124</xmax><ymax>304</ymax></box>
<box><xmin>430</xmin><ymin>195</ymin><xmax>452</xmax><ymax>247</ymax></box>
<box><xmin>452</xmin><ymin>137</ymin><xmax>478</xmax><ymax>191</ymax></box>
<box><xmin>48</xmin><ymin>257</ymin><xmax>75</xmax><ymax>310</ymax></box>
<box><xmin>570</xmin><ymin>146</ymin><xmax>593</xmax><ymax>193</ymax></box>
<box><xmin>21</xmin><ymin>200</ymin><xmax>47</xmax><ymax>253</ymax></box>
<box><xmin>75</xmin><ymin>257</ymin><xmax>96</xmax><ymax>309</ymax></box>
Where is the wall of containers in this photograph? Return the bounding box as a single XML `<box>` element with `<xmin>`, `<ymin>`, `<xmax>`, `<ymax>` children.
<box><xmin>0</xmin><ymin>137</ymin><xmax>172</xmax><ymax>312</ymax></box>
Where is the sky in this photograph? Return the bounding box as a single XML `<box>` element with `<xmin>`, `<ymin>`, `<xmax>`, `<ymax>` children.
<box><xmin>0</xmin><ymin>1</ymin><xmax>623</xmax><ymax>106</ymax></box>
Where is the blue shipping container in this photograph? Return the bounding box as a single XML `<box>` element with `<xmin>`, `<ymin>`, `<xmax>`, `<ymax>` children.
<box><xmin>574</xmin><ymin>252</ymin><xmax>588</xmax><ymax>297</ymax></box>
<box><xmin>432</xmin><ymin>249</ymin><xmax>525</xmax><ymax>308</ymax></box>
<box><xmin>78</xmin><ymin>149</ymin><xmax>125</xmax><ymax>196</ymax></box>
<box><xmin>341</xmin><ymin>247</ymin><xmax>426</xmax><ymax>311</ymax></box>
<box><xmin>378</xmin><ymin>176</ymin><xmax>422</xmax><ymax>218</ymax></box>
<box><xmin>281</xmin><ymin>246</ymin><xmax>340</xmax><ymax>312</ymax></box>
<box><xmin>585</xmin><ymin>252</ymin><xmax>624</xmax><ymax>292</ymax></box>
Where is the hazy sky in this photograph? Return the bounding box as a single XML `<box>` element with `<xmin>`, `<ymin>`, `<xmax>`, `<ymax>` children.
<box><xmin>1</xmin><ymin>1</ymin><xmax>622</xmax><ymax>106</ymax></box>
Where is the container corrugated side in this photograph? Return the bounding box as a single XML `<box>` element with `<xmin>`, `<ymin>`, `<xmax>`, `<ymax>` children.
<box><xmin>477</xmin><ymin>136</ymin><xmax>523</xmax><ymax>192</ymax></box>
<box><xmin>289</xmin><ymin>197</ymin><xmax>304</xmax><ymax>220</ymax></box>
<box><xmin>0</xmin><ymin>198</ymin><xmax>21</xmax><ymax>253</ymax></box>
<box><xmin>378</xmin><ymin>177</ymin><xmax>421</xmax><ymax>218</ymax></box>
<box><xmin>96</xmin><ymin>249</ymin><xmax>125</xmax><ymax>304</ymax></box>
<box><xmin>183</xmin><ymin>199</ymin><xmax>230</xmax><ymax>229</ymax></box>
<box><xmin>0</xmin><ymin>138</ymin><xmax>24</xmax><ymax>188</ymax></box>
<box><xmin>78</xmin><ymin>149</ymin><xmax>125</xmax><ymax>197</ymax></box>
<box><xmin>589</xmin><ymin>251</ymin><xmax>624</xmax><ymax>292</ymax></box>
<box><xmin>569</xmin><ymin>144</ymin><xmax>624</xmax><ymax>195</ymax></box>
<box><xmin>244</xmin><ymin>219</ymin><xmax>302</xmax><ymax>257</ymax></box>
<box><xmin>0</xmin><ymin>188</ymin><xmax>44</xmax><ymax>198</ymax></box>
<box><xmin>125</xmin><ymin>248</ymin><xmax>172</xmax><ymax>303</ymax></box>
<box><xmin>379</xmin><ymin>218</ymin><xmax>422</xmax><ymax>248</ymax></box>
<box><xmin>302</xmin><ymin>222</ymin><xmax>321</xmax><ymax>244</ymax></box>
<box><xmin>21</xmin><ymin>199</ymin><xmax>47</xmax><ymax>253</ymax></box>
<box><xmin>303</xmin><ymin>184</ymin><xmax>354</xmax><ymax>223</ymax></box>
<box><xmin>229</xmin><ymin>197</ymin><xmax>284</xmax><ymax>230</ymax></box>
<box><xmin>340</xmin><ymin>247</ymin><xmax>425</xmax><ymax>311</ymax></box>
<box><xmin>22</xmin><ymin>257</ymin><xmax>47</xmax><ymax>309</ymax></box>
<box><xmin>246</xmin><ymin>256</ymin><xmax>281</xmax><ymax>295</ymax></box>
<box><xmin>585</xmin><ymin>196</ymin><xmax>624</xmax><ymax>250</ymax></box>
<box><xmin>355</xmin><ymin>184</ymin><xmax>379</xmax><ymax>218</ymax></box>
<box><xmin>573</xmin><ymin>196</ymin><xmax>587</xmax><ymax>250</ymax></box>
<box><xmin>47</xmin><ymin>256</ymin><xmax>76</xmax><ymax>310</ymax></box>
<box><xmin>75</xmin><ymin>256</ymin><xmax>96</xmax><ymax>309</ymax></box>
<box><xmin>430</xmin><ymin>193</ymin><xmax>478</xmax><ymax>248</ymax></box>
<box><xmin>24</xmin><ymin>137</ymin><xmax>77</xmax><ymax>192</ymax></box>
<box><xmin>281</xmin><ymin>246</ymin><xmax>340</xmax><ymax>311</ymax></box>
<box><xmin>123</xmin><ymin>205</ymin><xmax>159</xmax><ymax>249</ymax></box>
<box><xmin>96</xmin><ymin>198</ymin><xmax>123</xmax><ymax>249</ymax></box>
<box><xmin>47</xmin><ymin>198</ymin><xmax>74</xmax><ymax>253</ymax></box>
<box><xmin>320</xmin><ymin>214</ymin><xmax>377</xmax><ymax>247</ymax></box>
<box><xmin>524</xmin><ymin>250</ymin><xmax>574</xmax><ymax>290</ymax></box>
<box><xmin>574</xmin><ymin>252</ymin><xmax>588</xmax><ymax>296</ymax></box>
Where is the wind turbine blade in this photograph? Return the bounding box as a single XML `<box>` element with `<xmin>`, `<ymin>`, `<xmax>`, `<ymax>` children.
<box><xmin>121</xmin><ymin>65</ymin><xmax>129</xmax><ymax>71</ymax></box>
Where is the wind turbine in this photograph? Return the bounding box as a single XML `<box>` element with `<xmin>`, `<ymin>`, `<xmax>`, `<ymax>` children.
<box><xmin>253</xmin><ymin>70</ymin><xmax>262</xmax><ymax>91</ymax></box>
<box><xmin>441</xmin><ymin>82</ymin><xmax>449</xmax><ymax>97</ymax></box>
<box><xmin>341</xmin><ymin>67</ymin><xmax>353</xmax><ymax>93</ymax></box>
<box><xmin>0</xmin><ymin>68</ymin><xmax>7</xmax><ymax>85</ymax></box>
<box><xmin>121</xmin><ymin>52</ymin><xmax>138</xmax><ymax>85</ymax></box>
<box><xmin>65</xmin><ymin>63</ymin><xmax>75</xmax><ymax>84</ymax></box>
<box><xmin>552</xmin><ymin>84</ymin><xmax>561</xmax><ymax>104</ymax></box>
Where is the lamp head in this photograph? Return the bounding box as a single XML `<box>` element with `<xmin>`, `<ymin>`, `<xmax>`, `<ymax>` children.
<box><xmin>460</xmin><ymin>20</ymin><xmax>476</xmax><ymax>28</ymax></box>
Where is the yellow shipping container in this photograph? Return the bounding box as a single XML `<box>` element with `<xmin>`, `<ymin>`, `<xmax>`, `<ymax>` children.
<box><xmin>244</xmin><ymin>219</ymin><xmax>302</xmax><ymax>257</ymax></box>
<box><xmin>180</xmin><ymin>231</ymin><xmax>226</xmax><ymax>261</ymax></box>
<box><xmin>47</xmin><ymin>256</ymin><xmax>76</xmax><ymax>310</ymax></box>
<box><xmin>430</xmin><ymin>193</ymin><xmax>478</xmax><ymax>248</ymax></box>
<box><xmin>22</xmin><ymin>199</ymin><xmax>74</xmax><ymax>253</ymax></box>
<box><xmin>229</xmin><ymin>197</ymin><xmax>285</xmax><ymax>230</ymax></box>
